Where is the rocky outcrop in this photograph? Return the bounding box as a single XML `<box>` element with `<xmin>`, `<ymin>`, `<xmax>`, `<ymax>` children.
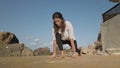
<box><xmin>22</xmin><ymin>47</ymin><xmax>34</xmax><ymax>56</ymax></box>
<box><xmin>0</xmin><ymin>32</ymin><xmax>22</xmax><ymax>56</ymax></box>
<box><xmin>80</xmin><ymin>41</ymin><xmax>108</xmax><ymax>56</ymax></box>
<box><xmin>80</xmin><ymin>44</ymin><xmax>96</xmax><ymax>55</ymax></box>
<box><xmin>0</xmin><ymin>43</ymin><xmax>24</xmax><ymax>57</ymax></box>
<box><xmin>0</xmin><ymin>32</ymin><xmax>34</xmax><ymax>57</ymax></box>
<box><xmin>0</xmin><ymin>42</ymin><xmax>34</xmax><ymax>57</ymax></box>
<box><xmin>0</xmin><ymin>32</ymin><xmax>19</xmax><ymax>47</ymax></box>
<box><xmin>80</xmin><ymin>32</ymin><xmax>107</xmax><ymax>56</ymax></box>
<box><xmin>34</xmin><ymin>47</ymin><xmax>50</xmax><ymax>56</ymax></box>
<box><xmin>0</xmin><ymin>32</ymin><xmax>52</xmax><ymax>57</ymax></box>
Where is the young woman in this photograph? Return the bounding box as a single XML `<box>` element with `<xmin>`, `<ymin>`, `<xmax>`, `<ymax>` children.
<box><xmin>50</xmin><ymin>12</ymin><xmax>80</xmax><ymax>58</ymax></box>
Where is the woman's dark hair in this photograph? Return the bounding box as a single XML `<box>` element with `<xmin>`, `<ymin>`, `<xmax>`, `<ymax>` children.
<box><xmin>52</xmin><ymin>12</ymin><xmax>65</xmax><ymax>33</ymax></box>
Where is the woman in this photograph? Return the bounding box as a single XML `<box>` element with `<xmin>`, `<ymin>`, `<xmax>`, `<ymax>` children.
<box><xmin>50</xmin><ymin>12</ymin><xmax>80</xmax><ymax>58</ymax></box>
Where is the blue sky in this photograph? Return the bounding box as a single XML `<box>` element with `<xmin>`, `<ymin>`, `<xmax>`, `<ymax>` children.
<box><xmin>0</xmin><ymin>0</ymin><xmax>116</xmax><ymax>51</ymax></box>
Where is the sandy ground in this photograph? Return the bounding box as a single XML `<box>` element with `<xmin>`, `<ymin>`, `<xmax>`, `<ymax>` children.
<box><xmin>0</xmin><ymin>55</ymin><xmax>120</xmax><ymax>68</ymax></box>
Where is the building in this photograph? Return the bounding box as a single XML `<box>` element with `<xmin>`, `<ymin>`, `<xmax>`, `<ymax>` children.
<box><xmin>109</xmin><ymin>0</ymin><xmax>120</xmax><ymax>3</ymax></box>
<box><xmin>101</xmin><ymin>1</ymin><xmax>120</xmax><ymax>55</ymax></box>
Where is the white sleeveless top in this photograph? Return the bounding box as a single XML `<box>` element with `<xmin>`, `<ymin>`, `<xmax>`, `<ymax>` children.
<box><xmin>52</xmin><ymin>21</ymin><xmax>76</xmax><ymax>40</ymax></box>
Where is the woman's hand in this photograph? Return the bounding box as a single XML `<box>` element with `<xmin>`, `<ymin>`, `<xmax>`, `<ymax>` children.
<box><xmin>49</xmin><ymin>40</ymin><xmax>57</xmax><ymax>58</ymax></box>
<box><xmin>70</xmin><ymin>39</ymin><xmax>78</xmax><ymax>58</ymax></box>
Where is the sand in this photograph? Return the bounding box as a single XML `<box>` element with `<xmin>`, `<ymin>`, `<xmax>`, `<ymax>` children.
<box><xmin>0</xmin><ymin>55</ymin><xmax>120</xmax><ymax>68</ymax></box>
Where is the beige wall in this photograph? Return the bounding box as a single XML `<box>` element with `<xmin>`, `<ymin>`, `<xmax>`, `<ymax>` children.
<box><xmin>109</xmin><ymin>0</ymin><xmax>120</xmax><ymax>3</ymax></box>
<box><xmin>101</xmin><ymin>14</ymin><xmax>120</xmax><ymax>52</ymax></box>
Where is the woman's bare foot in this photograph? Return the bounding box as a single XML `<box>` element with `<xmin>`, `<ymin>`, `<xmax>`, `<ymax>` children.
<box><xmin>58</xmin><ymin>51</ymin><xmax>65</xmax><ymax>58</ymax></box>
<box><xmin>59</xmin><ymin>54</ymin><xmax>65</xmax><ymax>58</ymax></box>
<box><xmin>49</xmin><ymin>53</ymin><xmax>56</xmax><ymax>58</ymax></box>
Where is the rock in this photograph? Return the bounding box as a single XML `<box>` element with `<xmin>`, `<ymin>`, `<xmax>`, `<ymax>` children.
<box><xmin>0</xmin><ymin>32</ymin><xmax>35</xmax><ymax>57</ymax></box>
<box><xmin>88</xmin><ymin>44</ymin><xmax>97</xmax><ymax>55</ymax></box>
<box><xmin>96</xmin><ymin>50</ymin><xmax>109</xmax><ymax>56</ymax></box>
<box><xmin>0</xmin><ymin>43</ymin><xmax>34</xmax><ymax>57</ymax></box>
<box><xmin>81</xmin><ymin>48</ymin><xmax>89</xmax><ymax>54</ymax></box>
<box><xmin>80</xmin><ymin>44</ymin><xmax>97</xmax><ymax>55</ymax></box>
<box><xmin>87</xmin><ymin>49</ymin><xmax>97</xmax><ymax>55</ymax></box>
<box><xmin>88</xmin><ymin>44</ymin><xmax>95</xmax><ymax>49</ymax></box>
<box><xmin>22</xmin><ymin>47</ymin><xmax>34</xmax><ymax>56</ymax></box>
<box><xmin>19</xmin><ymin>43</ymin><xmax>24</xmax><ymax>50</ymax></box>
<box><xmin>34</xmin><ymin>47</ymin><xmax>50</xmax><ymax>56</ymax></box>
<box><xmin>95</xmin><ymin>41</ymin><xmax>102</xmax><ymax>51</ymax></box>
<box><xmin>0</xmin><ymin>32</ymin><xmax>19</xmax><ymax>47</ymax></box>
<box><xmin>0</xmin><ymin>43</ymin><xmax>24</xmax><ymax>57</ymax></box>
<box><xmin>95</xmin><ymin>32</ymin><xmax>102</xmax><ymax>51</ymax></box>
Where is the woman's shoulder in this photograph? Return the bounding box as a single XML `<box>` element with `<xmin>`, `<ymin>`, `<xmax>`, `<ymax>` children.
<box><xmin>65</xmin><ymin>20</ymin><xmax>72</xmax><ymax>25</ymax></box>
<box><xmin>65</xmin><ymin>20</ymin><xmax>71</xmax><ymax>23</ymax></box>
<box><xmin>65</xmin><ymin>20</ymin><xmax>72</xmax><ymax>27</ymax></box>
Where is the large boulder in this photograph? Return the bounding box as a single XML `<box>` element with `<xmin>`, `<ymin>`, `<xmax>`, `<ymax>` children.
<box><xmin>0</xmin><ymin>32</ymin><xmax>35</xmax><ymax>57</ymax></box>
<box><xmin>0</xmin><ymin>43</ymin><xmax>24</xmax><ymax>57</ymax></box>
<box><xmin>34</xmin><ymin>47</ymin><xmax>50</xmax><ymax>56</ymax></box>
<box><xmin>0</xmin><ymin>32</ymin><xmax>19</xmax><ymax>47</ymax></box>
<box><xmin>22</xmin><ymin>47</ymin><xmax>34</xmax><ymax>56</ymax></box>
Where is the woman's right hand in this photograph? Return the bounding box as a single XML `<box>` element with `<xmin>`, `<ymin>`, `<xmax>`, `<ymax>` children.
<box><xmin>49</xmin><ymin>40</ymin><xmax>57</xmax><ymax>58</ymax></box>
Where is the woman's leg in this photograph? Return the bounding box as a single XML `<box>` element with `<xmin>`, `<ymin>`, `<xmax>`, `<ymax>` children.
<box><xmin>55</xmin><ymin>33</ymin><xmax>65</xmax><ymax>58</ymax></box>
<box><xmin>56</xmin><ymin>33</ymin><xmax>63</xmax><ymax>51</ymax></box>
<box><xmin>62</xmin><ymin>40</ymin><xmax>80</xmax><ymax>56</ymax></box>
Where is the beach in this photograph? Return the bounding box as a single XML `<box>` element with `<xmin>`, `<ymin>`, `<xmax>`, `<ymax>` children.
<box><xmin>0</xmin><ymin>55</ymin><xmax>120</xmax><ymax>68</ymax></box>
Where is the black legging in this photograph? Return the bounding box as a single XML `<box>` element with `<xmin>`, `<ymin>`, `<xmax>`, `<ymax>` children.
<box><xmin>55</xmin><ymin>32</ymin><xmax>80</xmax><ymax>55</ymax></box>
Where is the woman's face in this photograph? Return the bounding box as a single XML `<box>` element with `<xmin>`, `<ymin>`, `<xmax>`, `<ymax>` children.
<box><xmin>54</xmin><ymin>18</ymin><xmax>62</xmax><ymax>27</ymax></box>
